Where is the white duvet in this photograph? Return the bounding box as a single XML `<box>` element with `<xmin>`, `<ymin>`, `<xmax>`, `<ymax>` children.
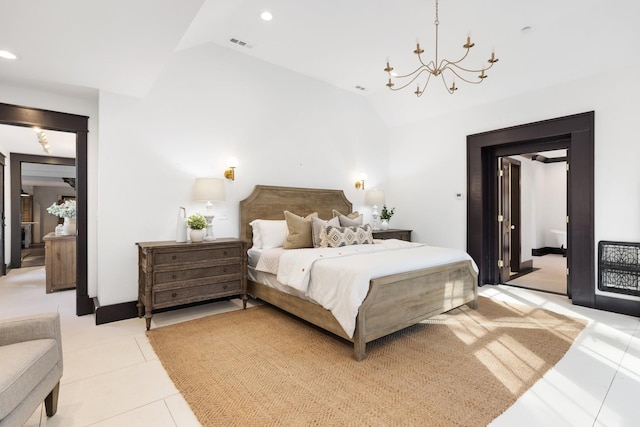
<box><xmin>255</xmin><ymin>239</ymin><xmax>478</xmax><ymax>338</ymax></box>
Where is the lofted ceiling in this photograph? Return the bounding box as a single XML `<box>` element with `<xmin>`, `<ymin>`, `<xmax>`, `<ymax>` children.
<box><xmin>0</xmin><ymin>0</ymin><xmax>639</xmax><ymax>127</ymax></box>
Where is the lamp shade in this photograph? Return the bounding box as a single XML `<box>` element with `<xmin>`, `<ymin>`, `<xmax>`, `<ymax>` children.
<box><xmin>194</xmin><ymin>178</ymin><xmax>225</xmax><ymax>201</ymax></box>
<box><xmin>365</xmin><ymin>189</ymin><xmax>385</xmax><ymax>206</ymax></box>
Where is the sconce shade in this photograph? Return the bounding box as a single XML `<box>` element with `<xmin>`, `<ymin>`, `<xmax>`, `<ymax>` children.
<box><xmin>365</xmin><ymin>189</ymin><xmax>385</xmax><ymax>206</ymax></box>
<box><xmin>194</xmin><ymin>178</ymin><xmax>226</xmax><ymax>201</ymax></box>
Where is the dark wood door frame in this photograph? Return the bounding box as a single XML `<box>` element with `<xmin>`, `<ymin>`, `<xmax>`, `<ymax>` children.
<box><xmin>10</xmin><ymin>153</ymin><xmax>75</xmax><ymax>267</ymax></box>
<box><xmin>468</xmin><ymin>111</ymin><xmax>639</xmax><ymax>316</ymax></box>
<box><xmin>0</xmin><ymin>102</ymin><xmax>92</xmax><ymax>316</ymax></box>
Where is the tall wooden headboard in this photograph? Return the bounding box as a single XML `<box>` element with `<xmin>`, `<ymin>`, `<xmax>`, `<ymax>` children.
<box><xmin>239</xmin><ymin>185</ymin><xmax>353</xmax><ymax>245</ymax></box>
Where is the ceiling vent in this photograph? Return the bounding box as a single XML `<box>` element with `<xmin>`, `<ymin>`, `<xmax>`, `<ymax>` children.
<box><xmin>229</xmin><ymin>38</ymin><xmax>253</xmax><ymax>49</ymax></box>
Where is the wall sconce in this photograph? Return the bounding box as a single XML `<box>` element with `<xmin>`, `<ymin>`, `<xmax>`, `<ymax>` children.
<box><xmin>355</xmin><ymin>173</ymin><xmax>367</xmax><ymax>190</ymax></box>
<box><xmin>224</xmin><ymin>157</ymin><xmax>239</xmax><ymax>181</ymax></box>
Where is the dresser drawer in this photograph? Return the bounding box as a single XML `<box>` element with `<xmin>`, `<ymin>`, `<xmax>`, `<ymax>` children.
<box><xmin>154</xmin><ymin>245</ymin><xmax>242</xmax><ymax>265</ymax></box>
<box><xmin>153</xmin><ymin>280</ymin><xmax>241</xmax><ymax>306</ymax></box>
<box><xmin>154</xmin><ymin>263</ymin><xmax>241</xmax><ymax>284</ymax></box>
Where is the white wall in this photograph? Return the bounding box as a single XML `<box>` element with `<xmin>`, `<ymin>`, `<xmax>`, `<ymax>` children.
<box><xmin>96</xmin><ymin>44</ymin><xmax>389</xmax><ymax>305</ymax></box>
<box><xmin>0</xmin><ymin>83</ymin><xmax>99</xmax><ymax>296</ymax></box>
<box><xmin>534</xmin><ymin>162</ymin><xmax>567</xmax><ymax>249</ymax></box>
<box><xmin>388</xmin><ymin>62</ymin><xmax>640</xmax><ymax>300</ymax></box>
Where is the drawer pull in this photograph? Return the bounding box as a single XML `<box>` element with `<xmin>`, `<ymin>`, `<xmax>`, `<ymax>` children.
<box><xmin>172</xmin><ymin>255</ymin><xmax>177</xmax><ymax>260</ymax></box>
<box><xmin>223</xmin><ymin>267</ymin><xmax>228</xmax><ymax>273</ymax></box>
<box><xmin>171</xmin><ymin>292</ymin><xmax>177</xmax><ymax>298</ymax></box>
<box><xmin>223</xmin><ymin>250</ymin><xmax>228</xmax><ymax>256</ymax></box>
<box><xmin>223</xmin><ymin>285</ymin><xmax>228</xmax><ymax>290</ymax></box>
<box><xmin>172</xmin><ymin>274</ymin><xmax>177</xmax><ymax>280</ymax></box>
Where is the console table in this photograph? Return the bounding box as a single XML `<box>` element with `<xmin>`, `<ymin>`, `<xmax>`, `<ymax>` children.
<box><xmin>136</xmin><ymin>238</ymin><xmax>247</xmax><ymax>330</ymax></box>
<box><xmin>43</xmin><ymin>232</ymin><xmax>76</xmax><ymax>293</ymax></box>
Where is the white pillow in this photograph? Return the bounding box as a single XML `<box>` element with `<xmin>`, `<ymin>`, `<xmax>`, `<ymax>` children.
<box><xmin>249</xmin><ymin>219</ymin><xmax>288</xmax><ymax>249</ymax></box>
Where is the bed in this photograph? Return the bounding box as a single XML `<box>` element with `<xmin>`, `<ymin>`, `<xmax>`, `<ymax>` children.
<box><xmin>240</xmin><ymin>185</ymin><xmax>478</xmax><ymax>360</ymax></box>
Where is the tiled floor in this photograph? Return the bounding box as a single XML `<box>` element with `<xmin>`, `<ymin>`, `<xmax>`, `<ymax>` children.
<box><xmin>1</xmin><ymin>266</ymin><xmax>639</xmax><ymax>426</ymax></box>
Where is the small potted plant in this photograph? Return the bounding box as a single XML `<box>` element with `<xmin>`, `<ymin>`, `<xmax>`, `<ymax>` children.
<box><xmin>186</xmin><ymin>213</ymin><xmax>207</xmax><ymax>242</ymax></box>
<box><xmin>380</xmin><ymin>205</ymin><xmax>395</xmax><ymax>231</ymax></box>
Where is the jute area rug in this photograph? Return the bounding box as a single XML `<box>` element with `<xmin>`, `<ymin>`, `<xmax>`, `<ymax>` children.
<box><xmin>147</xmin><ymin>296</ymin><xmax>586</xmax><ymax>427</ymax></box>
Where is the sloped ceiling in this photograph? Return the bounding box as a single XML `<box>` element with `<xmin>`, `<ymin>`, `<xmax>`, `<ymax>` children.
<box><xmin>1</xmin><ymin>0</ymin><xmax>639</xmax><ymax>127</ymax></box>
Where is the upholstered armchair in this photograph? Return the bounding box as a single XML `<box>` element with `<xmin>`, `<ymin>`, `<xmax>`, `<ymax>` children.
<box><xmin>0</xmin><ymin>313</ymin><xmax>63</xmax><ymax>426</ymax></box>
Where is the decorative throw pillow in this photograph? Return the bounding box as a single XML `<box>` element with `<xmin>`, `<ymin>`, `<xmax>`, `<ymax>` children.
<box><xmin>338</xmin><ymin>214</ymin><xmax>363</xmax><ymax>227</ymax></box>
<box><xmin>311</xmin><ymin>216</ymin><xmax>340</xmax><ymax>248</ymax></box>
<box><xmin>332</xmin><ymin>209</ymin><xmax>359</xmax><ymax>219</ymax></box>
<box><xmin>283</xmin><ymin>211</ymin><xmax>318</xmax><ymax>249</ymax></box>
<box><xmin>319</xmin><ymin>224</ymin><xmax>374</xmax><ymax>248</ymax></box>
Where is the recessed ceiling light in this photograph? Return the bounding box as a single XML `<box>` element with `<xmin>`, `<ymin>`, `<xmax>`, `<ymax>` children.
<box><xmin>0</xmin><ymin>50</ymin><xmax>17</xmax><ymax>60</ymax></box>
<box><xmin>261</xmin><ymin>11</ymin><xmax>273</xmax><ymax>21</ymax></box>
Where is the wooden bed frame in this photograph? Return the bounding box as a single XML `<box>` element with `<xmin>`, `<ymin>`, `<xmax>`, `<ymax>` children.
<box><xmin>240</xmin><ymin>185</ymin><xmax>478</xmax><ymax>360</ymax></box>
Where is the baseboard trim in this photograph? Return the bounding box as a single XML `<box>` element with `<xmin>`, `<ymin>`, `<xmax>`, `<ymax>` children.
<box><xmin>594</xmin><ymin>294</ymin><xmax>640</xmax><ymax>317</ymax></box>
<box><xmin>94</xmin><ymin>298</ymin><xmax>139</xmax><ymax>325</ymax></box>
<box><xmin>532</xmin><ymin>247</ymin><xmax>566</xmax><ymax>256</ymax></box>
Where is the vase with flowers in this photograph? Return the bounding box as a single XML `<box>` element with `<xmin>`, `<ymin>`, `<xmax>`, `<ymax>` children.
<box><xmin>186</xmin><ymin>213</ymin><xmax>207</xmax><ymax>242</ymax></box>
<box><xmin>380</xmin><ymin>205</ymin><xmax>395</xmax><ymax>231</ymax></box>
<box><xmin>46</xmin><ymin>200</ymin><xmax>77</xmax><ymax>235</ymax></box>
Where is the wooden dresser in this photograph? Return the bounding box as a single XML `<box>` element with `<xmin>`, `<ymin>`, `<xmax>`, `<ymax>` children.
<box><xmin>136</xmin><ymin>238</ymin><xmax>247</xmax><ymax>330</ymax></box>
<box><xmin>372</xmin><ymin>229</ymin><xmax>412</xmax><ymax>242</ymax></box>
<box><xmin>43</xmin><ymin>232</ymin><xmax>76</xmax><ymax>293</ymax></box>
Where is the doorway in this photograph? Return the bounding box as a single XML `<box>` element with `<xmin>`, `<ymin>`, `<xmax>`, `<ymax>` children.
<box><xmin>0</xmin><ymin>102</ymin><xmax>92</xmax><ymax>316</ymax></box>
<box><xmin>500</xmin><ymin>151</ymin><xmax>568</xmax><ymax>295</ymax></box>
<box><xmin>468</xmin><ymin>111</ymin><xmax>640</xmax><ymax>316</ymax></box>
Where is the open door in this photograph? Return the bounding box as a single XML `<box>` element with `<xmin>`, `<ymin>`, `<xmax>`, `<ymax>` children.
<box><xmin>498</xmin><ymin>157</ymin><xmax>521</xmax><ymax>282</ymax></box>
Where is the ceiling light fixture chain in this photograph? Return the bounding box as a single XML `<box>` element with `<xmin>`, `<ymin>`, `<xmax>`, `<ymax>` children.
<box><xmin>384</xmin><ymin>0</ymin><xmax>499</xmax><ymax>96</ymax></box>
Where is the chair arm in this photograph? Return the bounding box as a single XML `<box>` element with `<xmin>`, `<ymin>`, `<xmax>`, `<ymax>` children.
<box><xmin>0</xmin><ymin>313</ymin><xmax>61</xmax><ymax>348</ymax></box>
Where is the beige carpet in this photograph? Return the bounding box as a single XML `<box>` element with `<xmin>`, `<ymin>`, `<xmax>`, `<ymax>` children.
<box><xmin>147</xmin><ymin>297</ymin><xmax>586</xmax><ymax>427</ymax></box>
<box><xmin>507</xmin><ymin>255</ymin><xmax>567</xmax><ymax>294</ymax></box>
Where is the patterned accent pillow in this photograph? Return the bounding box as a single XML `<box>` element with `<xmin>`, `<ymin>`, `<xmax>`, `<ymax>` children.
<box><xmin>319</xmin><ymin>224</ymin><xmax>374</xmax><ymax>248</ymax></box>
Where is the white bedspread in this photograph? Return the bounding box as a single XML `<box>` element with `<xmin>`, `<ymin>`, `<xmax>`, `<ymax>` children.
<box><xmin>255</xmin><ymin>240</ymin><xmax>478</xmax><ymax>338</ymax></box>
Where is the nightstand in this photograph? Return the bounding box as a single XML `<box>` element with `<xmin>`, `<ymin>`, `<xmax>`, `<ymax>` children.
<box><xmin>136</xmin><ymin>238</ymin><xmax>247</xmax><ymax>330</ymax></box>
<box><xmin>372</xmin><ymin>229</ymin><xmax>412</xmax><ymax>242</ymax></box>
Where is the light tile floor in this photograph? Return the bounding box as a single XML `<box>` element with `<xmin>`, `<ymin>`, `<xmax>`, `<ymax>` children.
<box><xmin>1</xmin><ymin>266</ymin><xmax>639</xmax><ymax>426</ymax></box>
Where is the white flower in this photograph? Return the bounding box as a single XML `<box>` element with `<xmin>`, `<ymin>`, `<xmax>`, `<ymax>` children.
<box><xmin>47</xmin><ymin>200</ymin><xmax>76</xmax><ymax>218</ymax></box>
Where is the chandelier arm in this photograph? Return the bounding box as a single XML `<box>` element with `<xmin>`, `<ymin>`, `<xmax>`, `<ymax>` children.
<box><xmin>439</xmin><ymin>74</ymin><xmax>456</xmax><ymax>94</ymax></box>
<box><xmin>441</xmin><ymin>66</ymin><xmax>486</xmax><ymax>84</ymax></box>
<box><xmin>440</xmin><ymin>47</ymin><xmax>473</xmax><ymax>69</ymax></box>
<box><xmin>443</xmin><ymin>59</ymin><xmax>496</xmax><ymax>74</ymax></box>
<box><xmin>390</xmin><ymin>64</ymin><xmax>435</xmax><ymax>80</ymax></box>
<box><xmin>388</xmin><ymin>68</ymin><xmax>434</xmax><ymax>91</ymax></box>
<box><xmin>416</xmin><ymin>52</ymin><xmax>434</xmax><ymax>69</ymax></box>
<box><xmin>415</xmin><ymin>72</ymin><xmax>435</xmax><ymax>97</ymax></box>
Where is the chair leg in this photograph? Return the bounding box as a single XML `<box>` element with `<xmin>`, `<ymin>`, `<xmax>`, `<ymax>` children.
<box><xmin>44</xmin><ymin>382</ymin><xmax>60</xmax><ymax>417</ymax></box>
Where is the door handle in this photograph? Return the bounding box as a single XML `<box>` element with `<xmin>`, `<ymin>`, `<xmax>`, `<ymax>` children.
<box><xmin>510</xmin><ymin>225</ymin><xmax>515</xmax><ymax>229</ymax></box>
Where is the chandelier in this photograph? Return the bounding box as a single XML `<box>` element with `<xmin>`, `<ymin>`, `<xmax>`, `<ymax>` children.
<box><xmin>384</xmin><ymin>0</ymin><xmax>498</xmax><ymax>96</ymax></box>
